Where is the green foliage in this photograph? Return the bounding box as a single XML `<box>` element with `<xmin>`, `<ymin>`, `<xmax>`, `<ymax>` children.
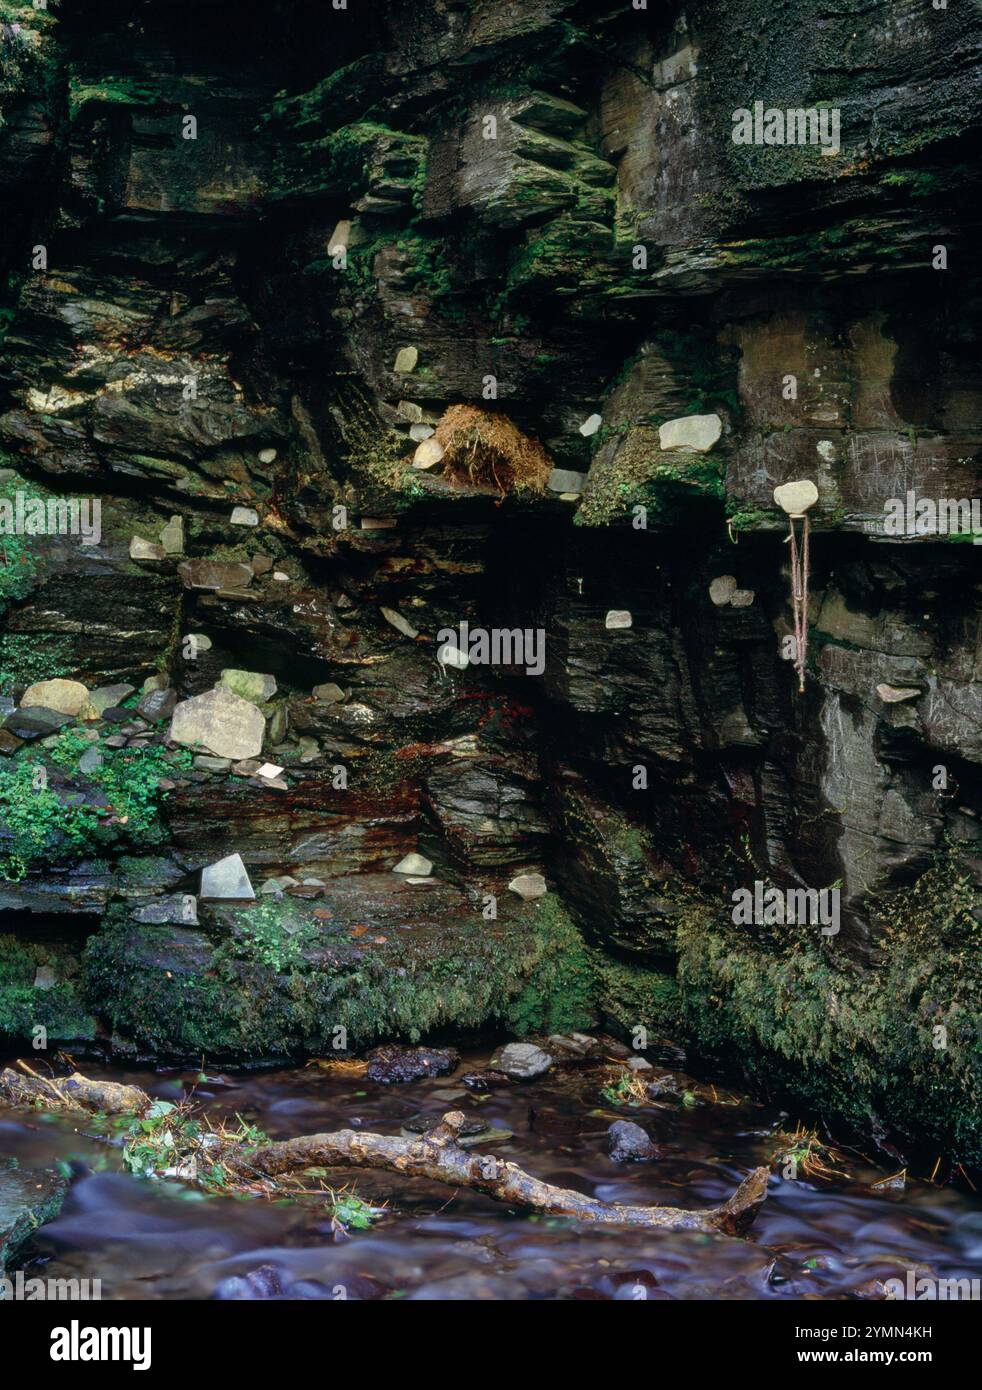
<box><xmin>0</xmin><ymin>731</ymin><xmax>190</xmax><ymax>876</ymax></box>
<box><xmin>224</xmin><ymin>900</ymin><xmax>321</xmax><ymax>974</ymax></box>
<box><xmin>601</xmin><ymin>1073</ymin><xmax>645</xmax><ymax>1108</ymax></box>
<box><xmin>329</xmin><ymin>1190</ymin><xmax>383</xmax><ymax>1231</ymax></box>
<box><xmin>677</xmin><ymin>856</ymin><xmax>982</xmax><ymax>1165</ymax></box>
<box><xmin>0</xmin><ymin>532</ymin><xmax>37</xmax><ymax>612</ymax></box>
<box><xmin>84</xmin><ymin>895</ymin><xmax>604</xmax><ymax>1058</ymax></box>
<box><xmin>0</xmin><ymin>471</ymin><xmax>47</xmax><ymax>614</ymax></box>
<box><xmin>122</xmin><ymin>1099</ymin><xmax>266</xmax><ymax>1187</ymax></box>
<box><xmin>0</xmin><ymin>634</ymin><xmax>76</xmax><ymax>694</ymax></box>
<box><xmin>0</xmin><ymin>933</ymin><xmax>95</xmax><ymax>1043</ymax></box>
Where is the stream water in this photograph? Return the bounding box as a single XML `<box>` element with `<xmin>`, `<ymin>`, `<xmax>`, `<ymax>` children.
<box><xmin>4</xmin><ymin>1044</ymin><xmax>982</xmax><ymax>1301</ymax></box>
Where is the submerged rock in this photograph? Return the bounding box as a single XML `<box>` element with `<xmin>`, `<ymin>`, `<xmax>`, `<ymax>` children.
<box><xmin>365</xmin><ymin>1045</ymin><xmax>460</xmax><ymax>1084</ymax></box>
<box><xmin>606</xmin><ymin>1120</ymin><xmax>658</xmax><ymax>1163</ymax></box>
<box><xmin>490</xmin><ymin>1042</ymin><xmax>554</xmax><ymax>1080</ymax></box>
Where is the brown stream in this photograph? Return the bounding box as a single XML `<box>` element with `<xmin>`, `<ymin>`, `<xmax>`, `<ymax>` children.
<box><xmin>4</xmin><ymin>1047</ymin><xmax>982</xmax><ymax>1300</ymax></box>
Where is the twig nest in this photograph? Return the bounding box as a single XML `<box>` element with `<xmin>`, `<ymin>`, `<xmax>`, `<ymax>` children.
<box><xmin>413</xmin><ymin>438</ymin><xmax>445</xmax><ymax>470</ymax></box>
<box><xmin>773</xmin><ymin>480</ymin><xmax>819</xmax><ymax>517</ymax></box>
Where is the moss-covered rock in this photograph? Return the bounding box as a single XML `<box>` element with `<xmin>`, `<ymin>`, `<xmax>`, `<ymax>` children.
<box><xmin>0</xmin><ymin>934</ymin><xmax>96</xmax><ymax>1045</ymax></box>
<box><xmin>0</xmin><ymin>1168</ymin><xmax>67</xmax><ymax>1279</ymax></box>
<box><xmin>677</xmin><ymin>860</ymin><xmax>982</xmax><ymax>1165</ymax></box>
<box><xmin>82</xmin><ymin>892</ymin><xmax>606</xmax><ymax>1059</ymax></box>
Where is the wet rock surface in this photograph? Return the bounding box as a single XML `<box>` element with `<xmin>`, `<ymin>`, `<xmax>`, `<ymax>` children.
<box><xmin>365</xmin><ymin>1045</ymin><xmax>460</xmax><ymax>1085</ymax></box>
<box><xmin>606</xmin><ymin>1120</ymin><xmax>659</xmax><ymax>1164</ymax></box>
<box><xmin>491</xmin><ymin>1043</ymin><xmax>554</xmax><ymax>1081</ymax></box>
<box><xmin>0</xmin><ymin>1168</ymin><xmax>68</xmax><ymax>1277</ymax></box>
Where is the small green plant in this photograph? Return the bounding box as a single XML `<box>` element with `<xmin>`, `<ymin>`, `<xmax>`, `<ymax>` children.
<box><xmin>232</xmin><ymin>901</ymin><xmax>320</xmax><ymax>973</ymax></box>
<box><xmin>122</xmin><ymin>1098</ymin><xmax>267</xmax><ymax>1187</ymax></box>
<box><xmin>0</xmin><ymin>732</ymin><xmax>190</xmax><ymax>875</ymax></box>
<box><xmin>123</xmin><ymin>1100</ymin><xmax>201</xmax><ymax>1178</ymax></box>
<box><xmin>601</xmin><ymin>1072</ymin><xmax>649</xmax><ymax>1108</ymax></box>
<box><xmin>329</xmin><ymin>1188</ymin><xmax>384</xmax><ymax>1233</ymax></box>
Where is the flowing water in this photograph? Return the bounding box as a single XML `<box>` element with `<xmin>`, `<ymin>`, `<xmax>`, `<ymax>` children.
<box><xmin>4</xmin><ymin>1045</ymin><xmax>982</xmax><ymax>1301</ymax></box>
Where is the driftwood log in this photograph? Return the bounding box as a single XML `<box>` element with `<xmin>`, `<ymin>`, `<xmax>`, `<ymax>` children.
<box><xmin>0</xmin><ymin>1063</ymin><xmax>149</xmax><ymax>1115</ymax></box>
<box><xmin>227</xmin><ymin>1110</ymin><xmax>770</xmax><ymax>1236</ymax></box>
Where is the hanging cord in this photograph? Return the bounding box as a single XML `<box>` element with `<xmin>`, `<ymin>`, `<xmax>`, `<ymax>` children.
<box><xmin>787</xmin><ymin>513</ymin><xmax>810</xmax><ymax>693</ymax></box>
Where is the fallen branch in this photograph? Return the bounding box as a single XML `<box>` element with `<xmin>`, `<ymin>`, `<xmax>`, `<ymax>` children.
<box><xmin>226</xmin><ymin>1110</ymin><xmax>769</xmax><ymax>1236</ymax></box>
<box><xmin>0</xmin><ymin>1065</ymin><xmax>149</xmax><ymax>1115</ymax></box>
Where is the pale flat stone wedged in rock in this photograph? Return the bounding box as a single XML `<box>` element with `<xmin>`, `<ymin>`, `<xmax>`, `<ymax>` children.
<box><xmin>413</xmin><ymin>438</ymin><xmax>444</xmax><ymax>469</ymax></box>
<box><xmin>200</xmin><ymin>852</ymin><xmax>254</xmax><ymax>901</ymax></box>
<box><xmin>773</xmin><ymin>479</ymin><xmax>819</xmax><ymax>516</ymax></box>
<box><xmin>394</xmin><ymin>346</ymin><xmax>418</xmax><ymax>373</ymax></box>
<box><xmin>159</xmin><ymin>515</ymin><xmax>184</xmax><ymax>554</ymax></box>
<box><xmin>219</xmin><ymin>669</ymin><xmax>277</xmax><ymax>704</ymax></box>
<box><xmin>730</xmin><ymin>589</ymin><xmax>755</xmax><ymax>608</ymax></box>
<box><xmin>438</xmin><ymin>643</ymin><xmax>469</xmax><ymax>670</ymax></box>
<box><xmin>658</xmin><ymin>413</ymin><xmax>722</xmax><ymax>453</ymax></box>
<box><xmin>20</xmin><ymin>679</ymin><xmax>90</xmax><ymax>716</ymax></box>
<box><xmin>130</xmin><ymin>536</ymin><xmax>166</xmax><ymax>561</ymax></box>
<box><xmin>381</xmin><ymin>606</ymin><xmax>419</xmax><ymax>639</ymax></box>
<box><xmin>328</xmin><ymin>220</ymin><xmax>351</xmax><ymax>253</ymax></box>
<box><xmin>231</xmin><ymin>506</ymin><xmax>259</xmax><ymax>527</ymax></box>
<box><xmin>394</xmin><ymin>852</ymin><xmax>433</xmax><ymax>876</ymax></box>
<box><xmin>579</xmin><ymin>413</ymin><xmax>602</xmax><ymax>436</ymax></box>
<box><xmin>312</xmin><ymin>682</ymin><xmax>345</xmax><ymax>704</ymax></box>
<box><xmin>605</xmin><ymin>610</ymin><xmax>632</xmax><ymax>630</ymax></box>
<box><xmin>178</xmin><ymin>559</ymin><xmax>253</xmax><ymax>591</ymax></box>
<box><xmin>877</xmin><ymin>683</ymin><xmax>921</xmax><ymax>704</ymax></box>
<box><xmin>547</xmin><ymin>468</ymin><xmax>588</xmax><ymax>494</ymax></box>
<box><xmin>169</xmin><ymin>687</ymin><xmax>265</xmax><ymax>761</ymax></box>
<box><xmin>508</xmin><ymin>872</ymin><xmax>548</xmax><ymax>899</ymax></box>
<box><xmin>709</xmin><ymin>575</ymin><xmax>737</xmax><ymax>606</ymax></box>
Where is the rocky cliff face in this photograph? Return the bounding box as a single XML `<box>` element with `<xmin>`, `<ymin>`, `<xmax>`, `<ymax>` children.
<box><xmin>1</xmin><ymin>0</ymin><xmax>981</xmax><ymax>1163</ymax></box>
